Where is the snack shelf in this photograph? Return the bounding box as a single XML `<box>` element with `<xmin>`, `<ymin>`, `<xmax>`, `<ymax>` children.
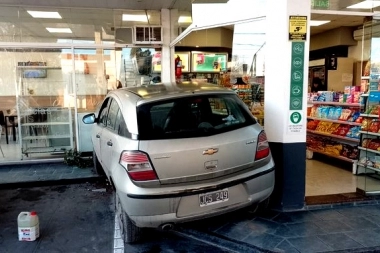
<box><xmin>307</xmin><ymin>130</ymin><xmax>360</xmax><ymax>143</ymax></box>
<box><xmin>307</xmin><ymin>117</ymin><xmax>361</xmax><ymax>126</ymax></box>
<box><xmin>307</xmin><ymin>101</ymin><xmax>361</xmax><ymax>107</ymax></box>
<box><xmin>307</xmin><ymin>148</ymin><xmax>357</xmax><ymax>163</ymax></box>
<box><xmin>359</xmin><ymin>131</ymin><xmax>380</xmax><ymax>137</ymax></box>
<box><xmin>358</xmin><ymin>147</ymin><xmax>380</xmax><ymax>155</ymax></box>
<box><xmin>360</xmin><ymin>114</ymin><xmax>379</xmax><ymax>118</ymax></box>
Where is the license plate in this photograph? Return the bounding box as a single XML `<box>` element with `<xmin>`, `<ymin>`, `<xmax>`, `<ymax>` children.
<box><xmin>199</xmin><ymin>188</ymin><xmax>229</xmax><ymax>207</ymax></box>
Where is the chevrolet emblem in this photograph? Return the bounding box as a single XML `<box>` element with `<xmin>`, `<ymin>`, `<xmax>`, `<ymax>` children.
<box><xmin>203</xmin><ymin>148</ymin><xmax>219</xmax><ymax>155</ymax></box>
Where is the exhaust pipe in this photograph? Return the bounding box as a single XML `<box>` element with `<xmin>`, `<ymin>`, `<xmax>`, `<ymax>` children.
<box><xmin>160</xmin><ymin>223</ymin><xmax>174</xmax><ymax>231</ymax></box>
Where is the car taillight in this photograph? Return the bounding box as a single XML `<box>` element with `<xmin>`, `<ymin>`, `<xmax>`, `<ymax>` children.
<box><xmin>255</xmin><ymin>131</ymin><xmax>270</xmax><ymax>160</ymax></box>
<box><xmin>119</xmin><ymin>151</ymin><xmax>158</xmax><ymax>181</ymax></box>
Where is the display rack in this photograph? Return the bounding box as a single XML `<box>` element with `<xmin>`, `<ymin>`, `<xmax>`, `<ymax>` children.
<box><xmin>15</xmin><ymin>65</ymin><xmax>74</xmax><ymax>159</ymax></box>
<box><xmin>231</xmin><ymin>83</ymin><xmax>252</xmax><ymax>105</ymax></box>
<box><xmin>306</xmin><ymin>100</ymin><xmax>361</xmax><ymax>169</ymax></box>
<box><xmin>18</xmin><ymin>107</ymin><xmax>73</xmax><ymax>157</ymax></box>
<box><xmin>356</xmin><ymin>91</ymin><xmax>380</xmax><ymax>175</ymax></box>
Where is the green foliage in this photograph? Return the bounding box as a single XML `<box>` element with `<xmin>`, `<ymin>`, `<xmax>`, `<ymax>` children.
<box><xmin>64</xmin><ymin>149</ymin><xmax>93</xmax><ymax>168</ymax></box>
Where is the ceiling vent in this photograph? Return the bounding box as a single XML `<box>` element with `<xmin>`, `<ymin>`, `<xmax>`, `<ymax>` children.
<box><xmin>133</xmin><ymin>26</ymin><xmax>163</xmax><ymax>44</ymax></box>
<box><xmin>353</xmin><ymin>24</ymin><xmax>380</xmax><ymax>41</ymax></box>
<box><xmin>115</xmin><ymin>27</ymin><xmax>133</xmax><ymax>44</ymax></box>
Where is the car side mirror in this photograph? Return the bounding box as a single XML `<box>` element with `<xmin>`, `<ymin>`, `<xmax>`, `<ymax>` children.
<box><xmin>82</xmin><ymin>113</ymin><xmax>96</xmax><ymax>124</ymax></box>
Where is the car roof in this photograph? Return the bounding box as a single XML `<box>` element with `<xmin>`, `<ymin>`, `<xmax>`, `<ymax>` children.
<box><xmin>112</xmin><ymin>82</ymin><xmax>236</xmax><ymax>103</ymax></box>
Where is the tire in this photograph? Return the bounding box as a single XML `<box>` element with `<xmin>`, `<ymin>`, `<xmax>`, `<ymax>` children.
<box><xmin>257</xmin><ymin>197</ymin><xmax>270</xmax><ymax>213</ymax></box>
<box><xmin>93</xmin><ymin>150</ymin><xmax>105</xmax><ymax>176</ymax></box>
<box><xmin>249</xmin><ymin>197</ymin><xmax>270</xmax><ymax>214</ymax></box>
<box><xmin>115</xmin><ymin>192</ymin><xmax>141</xmax><ymax>243</ymax></box>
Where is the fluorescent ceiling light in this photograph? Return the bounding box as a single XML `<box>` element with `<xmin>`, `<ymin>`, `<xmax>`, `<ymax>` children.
<box><xmin>347</xmin><ymin>1</ymin><xmax>380</xmax><ymax>9</ymax></box>
<box><xmin>122</xmin><ymin>14</ymin><xmax>149</xmax><ymax>22</ymax></box>
<box><xmin>310</xmin><ymin>20</ymin><xmax>330</xmax><ymax>26</ymax></box>
<box><xmin>46</xmin><ymin>28</ymin><xmax>72</xmax><ymax>33</ymax></box>
<box><xmin>178</xmin><ymin>16</ymin><xmax>192</xmax><ymax>23</ymax></box>
<box><xmin>27</xmin><ymin>11</ymin><xmax>62</xmax><ymax>19</ymax></box>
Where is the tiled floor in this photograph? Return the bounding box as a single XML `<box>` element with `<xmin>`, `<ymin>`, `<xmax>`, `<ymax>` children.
<box><xmin>0</xmin><ymin>135</ymin><xmax>97</xmax><ymax>184</ymax></box>
<box><xmin>181</xmin><ymin>203</ymin><xmax>380</xmax><ymax>252</ymax></box>
<box><xmin>0</xmin><ymin>162</ymin><xmax>97</xmax><ymax>185</ymax></box>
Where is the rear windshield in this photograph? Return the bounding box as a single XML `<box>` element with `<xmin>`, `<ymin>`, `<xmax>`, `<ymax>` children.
<box><xmin>137</xmin><ymin>94</ymin><xmax>256</xmax><ymax>140</ymax></box>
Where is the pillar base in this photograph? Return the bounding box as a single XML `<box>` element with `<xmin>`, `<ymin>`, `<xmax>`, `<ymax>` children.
<box><xmin>269</xmin><ymin>142</ymin><xmax>306</xmax><ymax>211</ymax></box>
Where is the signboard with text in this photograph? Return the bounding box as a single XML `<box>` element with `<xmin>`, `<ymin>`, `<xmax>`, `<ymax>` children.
<box><xmin>191</xmin><ymin>52</ymin><xmax>227</xmax><ymax>72</ymax></box>
<box><xmin>289</xmin><ymin>16</ymin><xmax>307</xmax><ymax>41</ymax></box>
<box><xmin>288</xmin><ymin>111</ymin><xmax>304</xmax><ymax>134</ymax></box>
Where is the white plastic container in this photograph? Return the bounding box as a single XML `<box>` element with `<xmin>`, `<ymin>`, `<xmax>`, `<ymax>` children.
<box><xmin>17</xmin><ymin>211</ymin><xmax>40</xmax><ymax>241</ymax></box>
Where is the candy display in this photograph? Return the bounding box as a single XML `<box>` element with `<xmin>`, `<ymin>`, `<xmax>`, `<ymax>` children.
<box><xmin>306</xmin><ymin>136</ymin><xmax>359</xmax><ymax>159</ymax></box>
<box><xmin>308</xmin><ymin>119</ymin><xmax>360</xmax><ymax>139</ymax></box>
<box><xmin>365</xmin><ymin>105</ymin><xmax>380</xmax><ymax>115</ymax></box>
<box><xmin>307</xmin><ymin>98</ymin><xmax>364</xmax><ymax>167</ymax></box>
<box><xmin>361</xmin><ymin>118</ymin><xmax>370</xmax><ymax>131</ymax></box>
<box><xmin>308</xmin><ymin>104</ymin><xmax>360</xmax><ymax>122</ymax></box>
<box><xmin>307</xmin><ymin>120</ymin><xmax>319</xmax><ymax>130</ymax></box>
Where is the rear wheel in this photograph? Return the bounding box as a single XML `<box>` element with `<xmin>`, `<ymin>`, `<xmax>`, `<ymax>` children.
<box><xmin>115</xmin><ymin>192</ymin><xmax>141</xmax><ymax>243</ymax></box>
<box><xmin>249</xmin><ymin>197</ymin><xmax>271</xmax><ymax>214</ymax></box>
<box><xmin>256</xmin><ymin>197</ymin><xmax>270</xmax><ymax>214</ymax></box>
<box><xmin>93</xmin><ymin>150</ymin><xmax>105</xmax><ymax>176</ymax></box>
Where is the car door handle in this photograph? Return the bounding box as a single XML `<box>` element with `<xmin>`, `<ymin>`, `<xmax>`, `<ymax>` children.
<box><xmin>107</xmin><ymin>141</ymin><xmax>113</xmax><ymax>146</ymax></box>
<box><xmin>96</xmin><ymin>134</ymin><xmax>100</xmax><ymax>138</ymax></box>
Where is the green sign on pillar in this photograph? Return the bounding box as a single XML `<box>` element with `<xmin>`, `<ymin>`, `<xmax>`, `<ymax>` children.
<box><xmin>289</xmin><ymin>41</ymin><xmax>305</xmax><ymax>110</ymax></box>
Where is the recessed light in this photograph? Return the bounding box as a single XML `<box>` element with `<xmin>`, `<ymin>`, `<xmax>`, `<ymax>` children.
<box><xmin>310</xmin><ymin>20</ymin><xmax>330</xmax><ymax>26</ymax></box>
<box><xmin>347</xmin><ymin>1</ymin><xmax>380</xmax><ymax>9</ymax></box>
<box><xmin>178</xmin><ymin>16</ymin><xmax>192</xmax><ymax>23</ymax></box>
<box><xmin>27</xmin><ymin>11</ymin><xmax>62</xmax><ymax>19</ymax></box>
<box><xmin>46</xmin><ymin>28</ymin><xmax>72</xmax><ymax>33</ymax></box>
<box><xmin>122</xmin><ymin>14</ymin><xmax>149</xmax><ymax>22</ymax></box>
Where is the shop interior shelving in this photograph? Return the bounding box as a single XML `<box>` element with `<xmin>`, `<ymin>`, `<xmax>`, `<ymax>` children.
<box><xmin>356</xmin><ymin>91</ymin><xmax>380</xmax><ymax>176</ymax></box>
<box><xmin>15</xmin><ymin>65</ymin><xmax>74</xmax><ymax>159</ymax></box>
<box><xmin>306</xmin><ymin>100</ymin><xmax>361</xmax><ymax>171</ymax></box>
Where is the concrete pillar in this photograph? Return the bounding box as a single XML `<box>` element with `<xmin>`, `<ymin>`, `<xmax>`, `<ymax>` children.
<box><xmin>266</xmin><ymin>0</ymin><xmax>311</xmax><ymax>210</ymax></box>
<box><xmin>161</xmin><ymin>9</ymin><xmax>177</xmax><ymax>83</ymax></box>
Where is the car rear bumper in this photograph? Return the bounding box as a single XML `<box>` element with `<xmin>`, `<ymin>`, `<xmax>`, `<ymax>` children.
<box><xmin>118</xmin><ymin>167</ymin><xmax>275</xmax><ymax>228</ymax></box>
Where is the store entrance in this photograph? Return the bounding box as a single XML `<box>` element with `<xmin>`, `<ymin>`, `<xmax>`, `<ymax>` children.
<box><xmin>305</xmin><ymin>153</ymin><xmax>364</xmax><ymax>204</ymax></box>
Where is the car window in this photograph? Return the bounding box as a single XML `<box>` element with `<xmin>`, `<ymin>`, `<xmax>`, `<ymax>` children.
<box><xmin>99</xmin><ymin>97</ymin><xmax>111</xmax><ymax>127</ymax></box>
<box><xmin>106</xmin><ymin>99</ymin><xmax>119</xmax><ymax>131</ymax></box>
<box><xmin>137</xmin><ymin>94</ymin><xmax>256</xmax><ymax>140</ymax></box>
<box><xmin>115</xmin><ymin>109</ymin><xmax>131</xmax><ymax>138</ymax></box>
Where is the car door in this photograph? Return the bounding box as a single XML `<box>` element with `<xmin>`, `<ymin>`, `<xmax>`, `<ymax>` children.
<box><xmin>93</xmin><ymin>98</ymin><xmax>111</xmax><ymax>167</ymax></box>
<box><xmin>100</xmin><ymin>98</ymin><xmax>121</xmax><ymax>174</ymax></box>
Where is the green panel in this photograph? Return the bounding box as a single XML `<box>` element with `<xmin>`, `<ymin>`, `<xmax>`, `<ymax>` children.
<box><xmin>289</xmin><ymin>42</ymin><xmax>305</xmax><ymax>110</ymax></box>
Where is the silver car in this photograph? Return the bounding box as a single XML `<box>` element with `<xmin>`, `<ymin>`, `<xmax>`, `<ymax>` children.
<box><xmin>82</xmin><ymin>82</ymin><xmax>275</xmax><ymax>243</ymax></box>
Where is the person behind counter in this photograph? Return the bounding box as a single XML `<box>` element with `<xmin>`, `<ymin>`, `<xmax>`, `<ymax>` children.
<box><xmin>311</xmin><ymin>78</ymin><xmax>323</xmax><ymax>92</ymax></box>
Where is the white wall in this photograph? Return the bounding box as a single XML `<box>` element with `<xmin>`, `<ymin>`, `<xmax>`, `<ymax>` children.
<box><xmin>0</xmin><ymin>51</ymin><xmax>112</xmax><ymax>97</ymax></box>
<box><xmin>348</xmin><ymin>39</ymin><xmax>371</xmax><ymax>62</ymax></box>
